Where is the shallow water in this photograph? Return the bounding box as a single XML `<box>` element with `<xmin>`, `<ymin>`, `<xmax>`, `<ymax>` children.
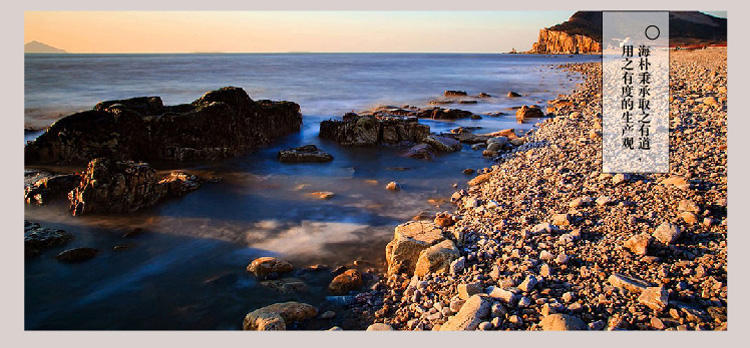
<box><xmin>24</xmin><ymin>53</ymin><xmax>597</xmax><ymax>329</ymax></box>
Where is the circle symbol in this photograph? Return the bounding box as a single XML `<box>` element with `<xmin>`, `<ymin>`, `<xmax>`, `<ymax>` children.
<box><xmin>645</xmin><ymin>25</ymin><xmax>660</xmax><ymax>40</ymax></box>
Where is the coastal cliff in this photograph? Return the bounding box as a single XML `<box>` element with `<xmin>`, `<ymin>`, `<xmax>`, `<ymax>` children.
<box><xmin>528</xmin><ymin>11</ymin><xmax>727</xmax><ymax>54</ymax></box>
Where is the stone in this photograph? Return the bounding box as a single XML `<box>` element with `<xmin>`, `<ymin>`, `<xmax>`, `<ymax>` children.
<box><xmin>518</xmin><ymin>275</ymin><xmax>539</xmax><ymax>292</ymax></box>
<box><xmin>638</xmin><ymin>286</ymin><xmax>669</xmax><ymax>312</ymax></box>
<box><xmin>24</xmin><ymin>222</ymin><xmax>73</xmax><ymax>258</ymax></box>
<box><xmin>552</xmin><ymin>213</ymin><xmax>571</xmax><ymax>226</ymax></box>
<box><xmin>310</xmin><ymin>191</ymin><xmax>335</xmax><ymax>200</ymax></box>
<box><xmin>277</xmin><ymin>145</ymin><xmax>333</xmax><ymax>163</ymax></box>
<box><xmin>56</xmin><ymin>247</ymin><xmax>98</xmax><ymax>263</ymax></box>
<box><xmin>540</xmin><ymin>251</ymin><xmax>554</xmax><ymax>261</ymax></box>
<box><xmin>662</xmin><ymin>176</ymin><xmax>690</xmax><ymax>190</ymax></box>
<box><xmin>405</xmin><ymin>143</ymin><xmax>435</xmax><ymax>160</ymax></box>
<box><xmin>320</xmin><ymin>113</ymin><xmax>429</xmax><ymax>146</ymax></box>
<box><xmin>468</xmin><ymin>173</ymin><xmax>492</xmax><ymax>186</ymax></box>
<box><xmin>385</xmin><ymin>181</ymin><xmax>401</xmax><ymax>191</ymax></box>
<box><xmin>487</xmin><ymin>286</ymin><xmax>519</xmax><ymax>305</ymax></box>
<box><xmin>434</xmin><ymin>213</ymin><xmax>454</xmax><ymax>227</ymax></box>
<box><xmin>612</xmin><ymin>173</ymin><xmax>627</xmax><ymax>185</ymax></box>
<box><xmin>653</xmin><ymin>222</ymin><xmax>682</xmax><ymax>245</ymax></box>
<box><xmin>68</xmin><ymin>158</ymin><xmax>200</xmax><ymax>215</ymax></box>
<box><xmin>414</xmin><ymin>239</ymin><xmax>460</xmax><ymax>277</ymax></box>
<box><xmin>243</xmin><ymin>302</ymin><xmax>318</xmax><ymax>330</ymax></box>
<box><xmin>450</xmin><ymin>257</ymin><xmax>465</xmax><ymax>276</ymax></box>
<box><xmin>507</xmin><ymin>91</ymin><xmax>522</xmax><ymax>97</ymax></box>
<box><xmin>458</xmin><ymin>282</ymin><xmax>484</xmax><ymax>300</ymax></box>
<box><xmin>624</xmin><ymin>233</ymin><xmax>652</xmax><ymax>255</ymax></box>
<box><xmin>24</xmin><ymin>173</ymin><xmax>81</xmax><ymax>205</ymax></box>
<box><xmin>555</xmin><ymin>253</ymin><xmax>570</xmax><ymax>264</ymax></box>
<box><xmin>681</xmin><ymin>212</ymin><xmax>698</xmax><ymax>225</ymax></box>
<box><xmin>247</xmin><ymin>257</ymin><xmax>294</xmax><ymax>279</ymax></box>
<box><xmin>569</xmin><ymin>196</ymin><xmax>592</xmax><ymax>208</ymax></box>
<box><xmin>532</xmin><ymin>222</ymin><xmax>556</xmax><ymax>234</ymax></box>
<box><xmin>440</xmin><ymin>294</ymin><xmax>492</xmax><ymax>331</ymax></box>
<box><xmin>608</xmin><ymin>273</ymin><xmax>651</xmax><ymax>293</ymax></box>
<box><xmin>424</xmin><ymin>135</ymin><xmax>462</xmax><ymax>152</ymax></box>
<box><xmin>328</xmin><ymin>326</ymin><xmax>343</xmax><ymax>331</ymax></box>
<box><xmin>487</xmin><ymin>136</ymin><xmax>509</xmax><ymax>148</ymax></box>
<box><xmin>366</xmin><ymin>323</ymin><xmax>393</xmax><ymax>331</ymax></box>
<box><xmin>444</xmin><ymin>90</ymin><xmax>468</xmax><ymax>97</ymax></box>
<box><xmin>26</xmin><ymin>87</ymin><xmax>302</xmax><ymax>165</ymax></box>
<box><xmin>539</xmin><ymin>314</ymin><xmax>588</xmax><ymax>331</ymax></box>
<box><xmin>385</xmin><ymin>221</ymin><xmax>445</xmax><ymax>276</ymax></box>
<box><xmin>678</xmin><ymin>199</ymin><xmax>700</xmax><ymax>213</ymax></box>
<box><xmin>261</xmin><ymin>278</ymin><xmax>309</xmax><ymax>294</ymax></box>
<box><xmin>328</xmin><ymin>269</ymin><xmax>363</xmax><ymax>295</ymax></box>
<box><xmin>515</xmin><ymin>105</ymin><xmax>544</xmax><ymax>123</ymax></box>
<box><xmin>595</xmin><ymin>195</ymin><xmax>613</xmax><ymax>206</ymax></box>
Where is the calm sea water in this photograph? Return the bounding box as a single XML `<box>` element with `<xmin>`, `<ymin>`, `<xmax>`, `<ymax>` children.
<box><xmin>24</xmin><ymin>53</ymin><xmax>597</xmax><ymax>329</ymax></box>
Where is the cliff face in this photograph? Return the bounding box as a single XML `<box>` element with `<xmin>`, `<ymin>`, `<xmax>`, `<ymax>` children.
<box><xmin>529</xmin><ymin>29</ymin><xmax>601</xmax><ymax>54</ymax></box>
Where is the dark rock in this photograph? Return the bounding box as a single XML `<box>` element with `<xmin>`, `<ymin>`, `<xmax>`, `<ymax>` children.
<box><xmin>319</xmin><ymin>114</ymin><xmax>429</xmax><ymax>146</ymax></box>
<box><xmin>404</xmin><ymin>143</ymin><xmax>435</xmax><ymax>160</ymax></box>
<box><xmin>24</xmin><ymin>173</ymin><xmax>81</xmax><ymax>205</ymax></box>
<box><xmin>444</xmin><ymin>90</ymin><xmax>468</xmax><ymax>97</ymax></box>
<box><xmin>25</xmin><ymin>87</ymin><xmax>302</xmax><ymax>165</ymax></box>
<box><xmin>68</xmin><ymin>158</ymin><xmax>200</xmax><ymax>215</ymax></box>
<box><xmin>328</xmin><ymin>269</ymin><xmax>363</xmax><ymax>295</ymax></box>
<box><xmin>507</xmin><ymin>91</ymin><xmax>522</xmax><ymax>97</ymax></box>
<box><xmin>24</xmin><ymin>221</ymin><xmax>73</xmax><ymax>258</ymax></box>
<box><xmin>56</xmin><ymin>247</ymin><xmax>98</xmax><ymax>263</ymax></box>
<box><xmin>278</xmin><ymin>145</ymin><xmax>333</xmax><ymax>163</ymax></box>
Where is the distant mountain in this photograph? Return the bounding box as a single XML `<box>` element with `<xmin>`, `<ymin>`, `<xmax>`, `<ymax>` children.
<box><xmin>25</xmin><ymin>41</ymin><xmax>66</xmax><ymax>54</ymax></box>
<box><xmin>528</xmin><ymin>11</ymin><xmax>727</xmax><ymax>54</ymax></box>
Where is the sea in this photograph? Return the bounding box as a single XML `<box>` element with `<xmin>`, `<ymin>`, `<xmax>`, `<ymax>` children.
<box><xmin>24</xmin><ymin>52</ymin><xmax>598</xmax><ymax>329</ymax></box>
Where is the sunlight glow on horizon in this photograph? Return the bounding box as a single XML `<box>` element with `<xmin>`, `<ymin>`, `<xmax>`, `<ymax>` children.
<box><xmin>24</xmin><ymin>11</ymin><xmax>574</xmax><ymax>54</ymax></box>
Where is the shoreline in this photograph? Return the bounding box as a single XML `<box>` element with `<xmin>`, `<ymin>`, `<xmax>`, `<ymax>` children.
<box><xmin>358</xmin><ymin>48</ymin><xmax>727</xmax><ymax>331</ymax></box>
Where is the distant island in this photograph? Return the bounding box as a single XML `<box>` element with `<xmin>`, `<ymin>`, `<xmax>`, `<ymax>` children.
<box><xmin>25</xmin><ymin>41</ymin><xmax>66</xmax><ymax>54</ymax></box>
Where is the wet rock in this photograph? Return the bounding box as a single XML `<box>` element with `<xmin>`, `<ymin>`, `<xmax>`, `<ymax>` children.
<box><xmin>462</xmin><ymin>168</ymin><xmax>475</xmax><ymax>175</ymax></box>
<box><xmin>385</xmin><ymin>181</ymin><xmax>401</xmax><ymax>191</ymax></box>
<box><xmin>26</xmin><ymin>87</ymin><xmax>302</xmax><ymax>164</ymax></box>
<box><xmin>385</xmin><ymin>221</ymin><xmax>446</xmax><ymax>276</ymax></box>
<box><xmin>24</xmin><ymin>173</ymin><xmax>81</xmax><ymax>205</ymax></box>
<box><xmin>310</xmin><ymin>191</ymin><xmax>335</xmax><ymax>200</ymax></box>
<box><xmin>404</xmin><ymin>143</ymin><xmax>435</xmax><ymax>160</ymax></box>
<box><xmin>424</xmin><ymin>135</ymin><xmax>462</xmax><ymax>152</ymax></box>
<box><xmin>414</xmin><ymin>239</ymin><xmax>460</xmax><ymax>277</ymax></box>
<box><xmin>440</xmin><ymin>294</ymin><xmax>492</xmax><ymax>331</ymax></box>
<box><xmin>539</xmin><ymin>314</ymin><xmax>588</xmax><ymax>331</ymax></box>
<box><xmin>243</xmin><ymin>302</ymin><xmax>318</xmax><ymax>330</ymax></box>
<box><xmin>56</xmin><ymin>247</ymin><xmax>98</xmax><ymax>263</ymax></box>
<box><xmin>515</xmin><ymin>105</ymin><xmax>544</xmax><ymax>123</ymax></box>
<box><xmin>261</xmin><ymin>278</ymin><xmax>309</xmax><ymax>294</ymax></box>
<box><xmin>638</xmin><ymin>286</ymin><xmax>669</xmax><ymax>312</ymax></box>
<box><xmin>320</xmin><ymin>113</ymin><xmax>429</xmax><ymax>146</ymax></box>
<box><xmin>507</xmin><ymin>91</ymin><xmax>522</xmax><ymax>97</ymax></box>
<box><xmin>68</xmin><ymin>158</ymin><xmax>200</xmax><ymax>215</ymax></box>
<box><xmin>24</xmin><ymin>222</ymin><xmax>73</xmax><ymax>258</ymax></box>
<box><xmin>328</xmin><ymin>269</ymin><xmax>363</xmax><ymax>295</ymax></box>
<box><xmin>478</xmin><ymin>92</ymin><xmax>492</xmax><ymax>98</ymax></box>
<box><xmin>444</xmin><ymin>90</ymin><xmax>468</xmax><ymax>97</ymax></box>
<box><xmin>247</xmin><ymin>257</ymin><xmax>294</xmax><ymax>279</ymax></box>
<box><xmin>319</xmin><ymin>310</ymin><xmax>336</xmax><ymax>319</ymax></box>
<box><xmin>277</xmin><ymin>145</ymin><xmax>333</xmax><ymax>163</ymax></box>
<box><xmin>428</xmin><ymin>108</ymin><xmax>474</xmax><ymax>120</ymax></box>
<box><xmin>653</xmin><ymin>222</ymin><xmax>682</xmax><ymax>245</ymax></box>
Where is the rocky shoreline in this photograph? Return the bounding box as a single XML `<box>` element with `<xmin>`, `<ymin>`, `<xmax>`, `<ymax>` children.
<box><xmin>347</xmin><ymin>48</ymin><xmax>727</xmax><ymax>331</ymax></box>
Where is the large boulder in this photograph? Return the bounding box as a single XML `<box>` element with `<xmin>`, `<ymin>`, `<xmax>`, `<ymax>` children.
<box><xmin>384</xmin><ymin>221</ymin><xmax>447</xmax><ymax>276</ymax></box>
<box><xmin>67</xmin><ymin>158</ymin><xmax>200</xmax><ymax>215</ymax></box>
<box><xmin>24</xmin><ymin>173</ymin><xmax>81</xmax><ymax>205</ymax></box>
<box><xmin>243</xmin><ymin>302</ymin><xmax>318</xmax><ymax>330</ymax></box>
<box><xmin>414</xmin><ymin>239</ymin><xmax>460</xmax><ymax>277</ymax></box>
<box><xmin>423</xmin><ymin>135</ymin><xmax>462</xmax><ymax>152</ymax></box>
<box><xmin>319</xmin><ymin>114</ymin><xmax>429</xmax><ymax>146</ymax></box>
<box><xmin>25</xmin><ymin>87</ymin><xmax>302</xmax><ymax>165</ymax></box>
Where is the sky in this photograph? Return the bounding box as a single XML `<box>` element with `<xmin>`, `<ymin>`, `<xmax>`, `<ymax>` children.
<box><xmin>24</xmin><ymin>11</ymin><xmax>575</xmax><ymax>53</ymax></box>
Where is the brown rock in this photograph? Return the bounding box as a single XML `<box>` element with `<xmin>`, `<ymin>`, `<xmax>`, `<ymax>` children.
<box><xmin>624</xmin><ymin>233</ymin><xmax>652</xmax><ymax>255</ymax></box>
<box><xmin>539</xmin><ymin>314</ymin><xmax>588</xmax><ymax>330</ymax></box>
<box><xmin>328</xmin><ymin>269</ymin><xmax>363</xmax><ymax>295</ymax></box>
<box><xmin>243</xmin><ymin>302</ymin><xmax>318</xmax><ymax>330</ymax></box>
<box><xmin>468</xmin><ymin>173</ymin><xmax>492</xmax><ymax>186</ymax></box>
<box><xmin>385</xmin><ymin>221</ymin><xmax>446</xmax><ymax>276</ymax></box>
<box><xmin>638</xmin><ymin>286</ymin><xmax>669</xmax><ymax>312</ymax></box>
<box><xmin>440</xmin><ymin>294</ymin><xmax>492</xmax><ymax>331</ymax></box>
<box><xmin>515</xmin><ymin>105</ymin><xmax>544</xmax><ymax>123</ymax></box>
<box><xmin>247</xmin><ymin>257</ymin><xmax>294</xmax><ymax>279</ymax></box>
<box><xmin>414</xmin><ymin>239</ymin><xmax>460</xmax><ymax>277</ymax></box>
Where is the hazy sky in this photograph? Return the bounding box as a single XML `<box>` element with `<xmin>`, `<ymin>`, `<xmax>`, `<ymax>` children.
<box><xmin>24</xmin><ymin>11</ymin><xmax>576</xmax><ymax>53</ymax></box>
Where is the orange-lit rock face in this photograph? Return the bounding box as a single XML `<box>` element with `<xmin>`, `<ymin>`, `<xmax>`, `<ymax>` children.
<box><xmin>529</xmin><ymin>29</ymin><xmax>601</xmax><ymax>54</ymax></box>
